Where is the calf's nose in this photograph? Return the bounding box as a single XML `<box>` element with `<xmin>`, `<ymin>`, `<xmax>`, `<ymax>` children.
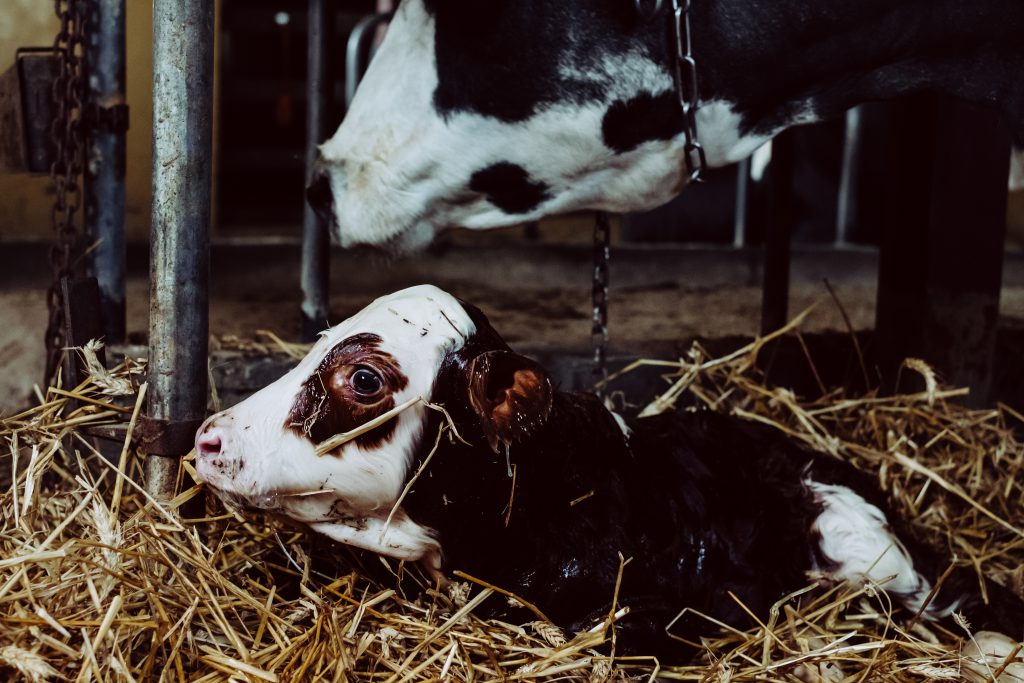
<box><xmin>195</xmin><ymin>415</ymin><xmax>226</xmax><ymax>458</ymax></box>
<box><xmin>197</xmin><ymin>432</ymin><xmax>222</xmax><ymax>458</ymax></box>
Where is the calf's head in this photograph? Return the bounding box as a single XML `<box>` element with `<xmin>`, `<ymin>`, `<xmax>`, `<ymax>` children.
<box><xmin>194</xmin><ymin>285</ymin><xmax>553</xmax><ymax>569</ymax></box>
<box><xmin>309</xmin><ymin>0</ymin><xmax>710</xmax><ymax>252</ymax></box>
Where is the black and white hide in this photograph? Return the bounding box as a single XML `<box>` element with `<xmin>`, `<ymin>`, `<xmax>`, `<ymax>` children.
<box><xmin>307</xmin><ymin>0</ymin><xmax>1024</xmax><ymax>252</ymax></box>
<box><xmin>195</xmin><ymin>285</ymin><xmax>1024</xmax><ymax>660</ymax></box>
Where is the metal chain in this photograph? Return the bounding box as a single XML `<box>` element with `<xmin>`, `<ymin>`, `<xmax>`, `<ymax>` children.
<box><xmin>587</xmin><ymin>0</ymin><xmax>701</xmax><ymax>392</ymax></box>
<box><xmin>591</xmin><ymin>212</ymin><xmax>611</xmax><ymax>391</ymax></box>
<box><xmin>45</xmin><ymin>0</ymin><xmax>88</xmax><ymax>384</ymax></box>
<box><xmin>672</xmin><ymin>0</ymin><xmax>707</xmax><ymax>182</ymax></box>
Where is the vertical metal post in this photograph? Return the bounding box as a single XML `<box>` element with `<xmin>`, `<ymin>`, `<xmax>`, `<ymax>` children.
<box><xmin>147</xmin><ymin>0</ymin><xmax>215</xmax><ymax>498</ymax></box>
<box><xmin>732</xmin><ymin>157</ymin><xmax>750</xmax><ymax>248</ymax></box>
<box><xmin>345</xmin><ymin>13</ymin><xmax>393</xmax><ymax>110</ymax></box>
<box><xmin>835</xmin><ymin>106</ymin><xmax>863</xmax><ymax>246</ymax></box>
<box><xmin>761</xmin><ymin>129</ymin><xmax>797</xmax><ymax>335</ymax></box>
<box><xmin>301</xmin><ymin>0</ymin><xmax>330</xmax><ymax>341</ymax></box>
<box><xmin>84</xmin><ymin>0</ymin><xmax>127</xmax><ymax>344</ymax></box>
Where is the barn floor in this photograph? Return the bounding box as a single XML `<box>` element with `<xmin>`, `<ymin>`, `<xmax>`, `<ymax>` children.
<box><xmin>3</xmin><ymin>236</ymin><xmax>1024</xmax><ymax>412</ymax></box>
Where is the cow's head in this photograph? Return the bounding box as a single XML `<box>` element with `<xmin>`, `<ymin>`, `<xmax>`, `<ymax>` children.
<box><xmin>308</xmin><ymin>0</ymin><xmax>751</xmax><ymax>252</ymax></box>
<box><xmin>194</xmin><ymin>285</ymin><xmax>554</xmax><ymax>573</ymax></box>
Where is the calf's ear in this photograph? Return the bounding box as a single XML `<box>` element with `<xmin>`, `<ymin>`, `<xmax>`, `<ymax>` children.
<box><xmin>466</xmin><ymin>351</ymin><xmax>553</xmax><ymax>452</ymax></box>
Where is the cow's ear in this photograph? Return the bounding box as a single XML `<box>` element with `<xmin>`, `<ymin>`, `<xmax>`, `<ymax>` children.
<box><xmin>466</xmin><ymin>351</ymin><xmax>553</xmax><ymax>453</ymax></box>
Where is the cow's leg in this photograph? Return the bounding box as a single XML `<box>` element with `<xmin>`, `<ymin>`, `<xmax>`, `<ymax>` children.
<box><xmin>808</xmin><ymin>477</ymin><xmax>1024</xmax><ymax>640</ymax></box>
<box><xmin>875</xmin><ymin>96</ymin><xmax>1011</xmax><ymax>406</ymax></box>
<box><xmin>874</xmin><ymin>97</ymin><xmax>937</xmax><ymax>388</ymax></box>
<box><xmin>806</xmin><ymin>480</ymin><xmax>946</xmax><ymax>616</ymax></box>
<box><xmin>922</xmin><ymin>97</ymin><xmax>1011</xmax><ymax>406</ymax></box>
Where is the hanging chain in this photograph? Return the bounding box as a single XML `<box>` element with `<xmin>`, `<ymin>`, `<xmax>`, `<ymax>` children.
<box><xmin>45</xmin><ymin>0</ymin><xmax>88</xmax><ymax>384</ymax></box>
<box><xmin>589</xmin><ymin>0</ymin><xmax>702</xmax><ymax>393</ymax></box>
<box><xmin>672</xmin><ymin>0</ymin><xmax>706</xmax><ymax>182</ymax></box>
<box><xmin>591</xmin><ymin>212</ymin><xmax>611</xmax><ymax>391</ymax></box>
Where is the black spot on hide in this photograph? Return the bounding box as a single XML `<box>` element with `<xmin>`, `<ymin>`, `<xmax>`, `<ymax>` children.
<box><xmin>602</xmin><ymin>90</ymin><xmax>684</xmax><ymax>153</ymax></box>
<box><xmin>424</xmin><ymin>1</ymin><xmax>653</xmax><ymax>122</ymax></box>
<box><xmin>469</xmin><ymin>162</ymin><xmax>552</xmax><ymax>214</ymax></box>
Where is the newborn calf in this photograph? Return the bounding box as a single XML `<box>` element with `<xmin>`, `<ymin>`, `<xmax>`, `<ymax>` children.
<box><xmin>195</xmin><ymin>285</ymin><xmax>1023</xmax><ymax>658</ymax></box>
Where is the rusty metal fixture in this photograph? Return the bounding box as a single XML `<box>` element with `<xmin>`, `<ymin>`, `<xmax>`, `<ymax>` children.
<box><xmin>0</xmin><ymin>49</ymin><xmax>60</xmax><ymax>173</ymax></box>
<box><xmin>136</xmin><ymin>416</ymin><xmax>207</xmax><ymax>456</ymax></box>
<box><xmin>45</xmin><ymin>0</ymin><xmax>89</xmax><ymax>385</ymax></box>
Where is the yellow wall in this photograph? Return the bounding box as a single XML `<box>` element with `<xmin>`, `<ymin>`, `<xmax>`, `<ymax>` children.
<box><xmin>0</xmin><ymin>1</ymin><xmax>61</xmax><ymax>240</ymax></box>
<box><xmin>0</xmin><ymin>0</ymin><xmax>153</xmax><ymax>241</ymax></box>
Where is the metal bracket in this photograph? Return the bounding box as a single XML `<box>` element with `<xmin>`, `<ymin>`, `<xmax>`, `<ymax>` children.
<box><xmin>82</xmin><ymin>416</ymin><xmax>203</xmax><ymax>457</ymax></box>
<box><xmin>0</xmin><ymin>48</ymin><xmax>59</xmax><ymax>173</ymax></box>
<box><xmin>135</xmin><ymin>416</ymin><xmax>206</xmax><ymax>457</ymax></box>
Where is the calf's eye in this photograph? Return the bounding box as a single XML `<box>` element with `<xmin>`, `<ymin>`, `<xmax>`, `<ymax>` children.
<box><xmin>350</xmin><ymin>367</ymin><xmax>385</xmax><ymax>397</ymax></box>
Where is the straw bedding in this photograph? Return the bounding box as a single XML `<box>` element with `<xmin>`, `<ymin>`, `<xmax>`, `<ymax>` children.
<box><xmin>2</xmin><ymin>317</ymin><xmax>1024</xmax><ymax>682</ymax></box>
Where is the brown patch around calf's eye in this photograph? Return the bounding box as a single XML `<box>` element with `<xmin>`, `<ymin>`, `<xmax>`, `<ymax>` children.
<box><xmin>286</xmin><ymin>333</ymin><xmax>410</xmax><ymax>451</ymax></box>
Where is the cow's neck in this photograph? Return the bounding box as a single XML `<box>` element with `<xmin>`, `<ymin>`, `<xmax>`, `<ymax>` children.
<box><xmin>690</xmin><ymin>0</ymin><xmax>1023</xmax><ymax>164</ymax></box>
<box><xmin>404</xmin><ymin>392</ymin><xmax>637</xmax><ymax>582</ymax></box>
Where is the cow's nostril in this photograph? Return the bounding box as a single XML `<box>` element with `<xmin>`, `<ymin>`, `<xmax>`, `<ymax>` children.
<box><xmin>197</xmin><ymin>432</ymin><xmax>222</xmax><ymax>458</ymax></box>
<box><xmin>306</xmin><ymin>170</ymin><xmax>334</xmax><ymax>225</ymax></box>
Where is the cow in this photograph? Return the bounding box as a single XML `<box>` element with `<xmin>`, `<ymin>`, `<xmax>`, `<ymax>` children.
<box><xmin>306</xmin><ymin>0</ymin><xmax>1024</xmax><ymax>253</ymax></box>
<box><xmin>194</xmin><ymin>285</ymin><xmax>1024</xmax><ymax>662</ymax></box>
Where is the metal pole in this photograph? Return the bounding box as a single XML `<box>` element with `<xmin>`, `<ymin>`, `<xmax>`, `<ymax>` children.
<box><xmin>761</xmin><ymin>129</ymin><xmax>796</xmax><ymax>335</ymax></box>
<box><xmin>345</xmin><ymin>12</ymin><xmax>393</xmax><ymax>109</ymax></box>
<box><xmin>147</xmin><ymin>0</ymin><xmax>215</xmax><ymax>498</ymax></box>
<box><xmin>835</xmin><ymin>106</ymin><xmax>863</xmax><ymax>246</ymax></box>
<box><xmin>300</xmin><ymin>0</ymin><xmax>329</xmax><ymax>341</ymax></box>
<box><xmin>733</xmin><ymin>157</ymin><xmax>750</xmax><ymax>248</ymax></box>
<box><xmin>84</xmin><ymin>0</ymin><xmax>127</xmax><ymax>344</ymax></box>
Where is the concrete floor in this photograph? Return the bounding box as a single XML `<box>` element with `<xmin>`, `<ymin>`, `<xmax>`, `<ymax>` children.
<box><xmin>3</xmin><ymin>238</ymin><xmax>1024</xmax><ymax>412</ymax></box>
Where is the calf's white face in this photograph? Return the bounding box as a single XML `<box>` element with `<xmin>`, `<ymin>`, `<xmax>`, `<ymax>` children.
<box><xmin>194</xmin><ymin>285</ymin><xmax>476</xmax><ymax>571</ymax></box>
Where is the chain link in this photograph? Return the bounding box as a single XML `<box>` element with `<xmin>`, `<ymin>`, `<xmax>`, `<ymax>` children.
<box><xmin>591</xmin><ymin>212</ymin><xmax>611</xmax><ymax>391</ymax></box>
<box><xmin>45</xmin><ymin>0</ymin><xmax>88</xmax><ymax>384</ymax></box>
<box><xmin>672</xmin><ymin>0</ymin><xmax>707</xmax><ymax>182</ymax></box>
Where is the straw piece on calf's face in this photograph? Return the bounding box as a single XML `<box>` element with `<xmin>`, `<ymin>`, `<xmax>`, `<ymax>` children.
<box><xmin>194</xmin><ymin>284</ymin><xmax>1024</xmax><ymax>662</ymax></box>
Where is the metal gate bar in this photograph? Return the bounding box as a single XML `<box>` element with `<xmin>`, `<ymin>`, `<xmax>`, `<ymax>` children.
<box><xmin>834</xmin><ymin>106</ymin><xmax>863</xmax><ymax>247</ymax></box>
<box><xmin>146</xmin><ymin>0</ymin><xmax>215</xmax><ymax>498</ymax></box>
<box><xmin>345</xmin><ymin>12</ymin><xmax>393</xmax><ymax>110</ymax></box>
<box><xmin>761</xmin><ymin>129</ymin><xmax>797</xmax><ymax>335</ymax></box>
<box><xmin>300</xmin><ymin>0</ymin><xmax>330</xmax><ymax>341</ymax></box>
<box><xmin>85</xmin><ymin>0</ymin><xmax>127</xmax><ymax>344</ymax></box>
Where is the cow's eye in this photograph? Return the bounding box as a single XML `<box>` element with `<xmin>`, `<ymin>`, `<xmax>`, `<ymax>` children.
<box><xmin>350</xmin><ymin>367</ymin><xmax>384</xmax><ymax>397</ymax></box>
